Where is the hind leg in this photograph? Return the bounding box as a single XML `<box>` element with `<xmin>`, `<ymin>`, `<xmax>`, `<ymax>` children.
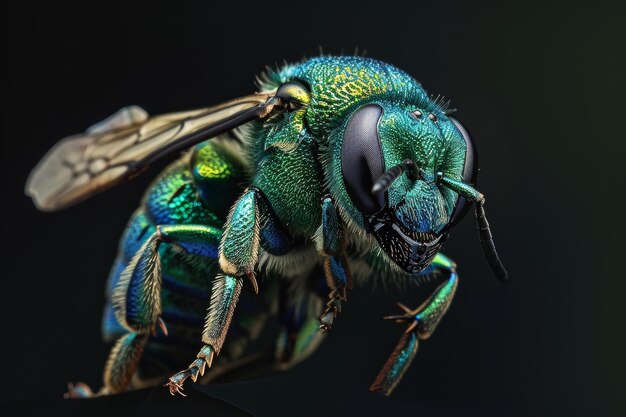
<box><xmin>67</xmin><ymin>224</ymin><xmax>222</xmax><ymax>397</ymax></box>
<box><xmin>103</xmin><ymin>332</ymin><xmax>150</xmax><ymax>394</ymax></box>
<box><xmin>65</xmin><ymin>318</ymin><xmax>155</xmax><ymax>397</ymax></box>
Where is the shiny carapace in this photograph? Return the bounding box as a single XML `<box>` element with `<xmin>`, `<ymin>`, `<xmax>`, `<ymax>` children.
<box><xmin>26</xmin><ymin>56</ymin><xmax>507</xmax><ymax>398</ymax></box>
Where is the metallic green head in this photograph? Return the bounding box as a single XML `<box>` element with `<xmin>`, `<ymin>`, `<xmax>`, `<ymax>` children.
<box><xmin>262</xmin><ymin>56</ymin><xmax>477</xmax><ymax>274</ymax></box>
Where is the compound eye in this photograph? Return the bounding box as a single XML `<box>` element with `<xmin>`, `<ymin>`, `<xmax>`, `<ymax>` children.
<box><xmin>341</xmin><ymin>104</ymin><xmax>386</xmax><ymax>215</ymax></box>
<box><xmin>274</xmin><ymin>80</ymin><xmax>310</xmax><ymax>111</ymax></box>
<box><xmin>449</xmin><ymin>117</ymin><xmax>478</xmax><ymax>226</ymax></box>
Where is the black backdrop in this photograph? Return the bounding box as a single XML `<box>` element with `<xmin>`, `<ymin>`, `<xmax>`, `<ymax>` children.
<box><xmin>2</xmin><ymin>1</ymin><xmax>625</xmax><ymax>416</ymax></box>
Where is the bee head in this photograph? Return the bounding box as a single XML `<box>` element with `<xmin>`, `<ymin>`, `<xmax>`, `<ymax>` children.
<box><xmin>330</xmin><ymin>101</ymin><xmax>477</xmax><ymax>275</ymax></box>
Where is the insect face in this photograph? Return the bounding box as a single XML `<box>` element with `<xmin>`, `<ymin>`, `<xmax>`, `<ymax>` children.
<box><xmin>336</xmin><ymin>102</ymin><xmax>472</xmax><ymax>275</ymax></box>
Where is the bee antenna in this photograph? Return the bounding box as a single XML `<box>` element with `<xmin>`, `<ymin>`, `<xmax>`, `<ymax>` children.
<box><xmin>432</xmin><ymin>173</ymin><xmax>508</xmax><ymax>283</ymax></box>
<box><xmin>371</xmin><ymin>159</ymin><xmax>421</xmax><ymax>195</ymax></box>
<box><xmin>475</xmin><ymin>201</ymin><xmax>509</xmax><ymax>282</ymax></box>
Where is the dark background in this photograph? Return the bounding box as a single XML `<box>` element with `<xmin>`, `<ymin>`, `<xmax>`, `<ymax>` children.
<box><xmin>2</xmin><ymin>1</ymin><xmax>625</xmax><ymax>416</ymax></box>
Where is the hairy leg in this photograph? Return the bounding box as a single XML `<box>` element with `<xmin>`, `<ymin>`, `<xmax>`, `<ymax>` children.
<box><xmin>99</xmin><ymin>224</ymin><xmax>221</xmax><ymax>395</ymax></box>
<box><xmin>167</xmin><ymin>187</ymin><xmax>285</xmax><ymax>395</ymax></box>
<box><xmin>369</xmin><ymin>253</ymin><xmax>458</xmax><ymax>396</ymax></box>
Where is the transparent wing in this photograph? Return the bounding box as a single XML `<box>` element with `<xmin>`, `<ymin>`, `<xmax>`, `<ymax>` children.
<box><xmin>26</xmin><ymin>92</ymin><xmax>275</xmax><ymax>211</ymax></box>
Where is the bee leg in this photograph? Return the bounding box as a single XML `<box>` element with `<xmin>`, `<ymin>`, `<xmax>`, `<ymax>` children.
<box><xmin>316</xmin><ymin>195</ymin><xmax>351</xmax><ymax>330</ymax></box>
<box><xmin>103</xmin><ymin>332</ymin><xmax>149</xmax><ymax>394</ymax></box>
<box><xmin>104</xmin><ymin>224</ymin><xmax>221</xmax><ymax>394</ymax></box>
<box><xmin>168</xmin><ymin>187</ymin><xmax>269</xmax><ymax>395</ymax></box>
<box><xmin>112</xmin><ymin>224</ymin><xmax>222</xmax><ymax>334</ymax></box>
<box><xmin>218</xmin><ymin>187</ymin><xmax>265</xmax><ymax>292</ymax></box>
<box><xmin>370</xmin><ymin>253</ymin><xmax>458</xmax><ymax>396</ymax></box>
<box><xmin>166</xmin><ymin>274</ymin><xmax>243</xmax><ymax>396</ymax></box>
<box><xmin>319</xmin><ymin>256</ymin><xmax>351</xmax><ymax>330</ymax></box>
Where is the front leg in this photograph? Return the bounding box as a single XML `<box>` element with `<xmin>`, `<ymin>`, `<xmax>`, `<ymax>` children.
<box><xmin>316</xmin><ymin>195</ymin><xmax>352</xmax><ymax>330</ymax></box>
<box><xmin>370</xmin><ymin>253</ymin><xmax>458</xmax><ymax>395</ymax></box>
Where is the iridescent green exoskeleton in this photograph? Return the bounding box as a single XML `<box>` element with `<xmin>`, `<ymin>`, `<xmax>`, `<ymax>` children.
<box><xmin>26</xmin><ymin>56</ymin><xmax>507</xmax><ymax>398</ymax></box>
